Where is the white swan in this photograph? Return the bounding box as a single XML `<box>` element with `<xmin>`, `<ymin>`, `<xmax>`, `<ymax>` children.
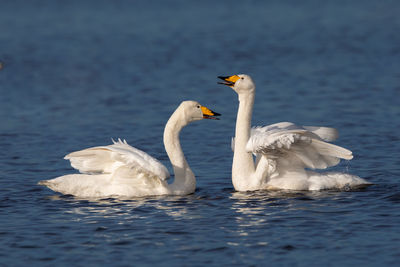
<box><xmin>218</xmin><ymin>74</ymin><xmax>370</xmax><ymax>191</ymax></box>
<box><xmin>39</xmin><ymin>101</ymin><xmax>220</xmax><ymax>198</ymax></box>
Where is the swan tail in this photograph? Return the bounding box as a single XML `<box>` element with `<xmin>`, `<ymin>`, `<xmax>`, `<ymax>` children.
<box><xmin>38</xmin><ymin>174</ymin><xmax>114</xmax><ymax>197</ymax></box>
<box><xmin>38</xmin><ymin>180</ymin><xmax>51</xmax><ymax>186</ymax></box>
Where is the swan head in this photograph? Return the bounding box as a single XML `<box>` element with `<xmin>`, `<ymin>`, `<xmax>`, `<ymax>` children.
<box><xmin>179</xmin><ymin>100</ymin><xmax>221</xmax><ymax>123</ymax></box>
<box><xmin>218</xmin><ymin>74</ymin><xmax>255</xmax><ymax>94</ymax></box>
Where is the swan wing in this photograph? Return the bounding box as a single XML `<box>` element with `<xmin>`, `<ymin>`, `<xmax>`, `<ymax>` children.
<box><xmin>246</xmin><ymin>122</ymin><xmax>353</xmax><ymax>170</ymax></box>
<box><xmin>302</xmin><ymin>126</ymin><xmax>339</xmax><ymax>142</ymax></box>
<box><xmin>64</xmin><ymin>139</ymin><xmax>170</xmax><ymax>180</ymax></box>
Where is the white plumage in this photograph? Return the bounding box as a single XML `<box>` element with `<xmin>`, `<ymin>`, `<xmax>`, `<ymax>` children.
<box><xmin>65</xmin><ymin>138</ymin><xmax>170</xmax><ymax>180</ymax></box>
<box><xmin>246</xmin><ymin>122</ymin><xmax>353</xmax><ymax>169</ymax></box>
<box><xmin>39</xmin><ymin>101</ymin><xmax>220</xmax><ymax>198</ymax></box>
<box><xmin>219</xmin><ymin>74</ymin><xmax>370</xmax><ymax>191</ymax></box>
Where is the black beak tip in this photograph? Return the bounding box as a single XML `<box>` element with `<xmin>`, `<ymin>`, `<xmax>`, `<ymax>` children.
<box><xmin>218</xmin><ymin>76</ymin><xmax>229</xmax><ymax>80</ymax></box>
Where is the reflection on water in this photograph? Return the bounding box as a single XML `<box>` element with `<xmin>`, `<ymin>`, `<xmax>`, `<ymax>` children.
<box><xmin>3</xmin><ymin>180</ymin><xmax>399</xmax><ymax>266</ymax></box>
<box><xmin>53</xmin><ymin>190</ymin><xmax>334</xmax><ymax>226</ymax></box>
<box><xmin>49</xmin><ymin>194</ymin><xmax>200</xmax><ymax>222</ymax></box>
<box><xmin>229</xmin><ymin>189</ymin><xmax>359</xmax><ymax>233</ymax></box>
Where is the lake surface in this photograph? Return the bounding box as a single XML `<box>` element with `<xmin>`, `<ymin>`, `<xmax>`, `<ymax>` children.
<box><xmin>1</xmin><ymin>0</ymin><xmax>399</xmax><ymax>266</ymax></box>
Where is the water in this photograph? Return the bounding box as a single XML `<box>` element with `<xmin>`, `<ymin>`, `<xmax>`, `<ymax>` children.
<box><xmin>1</xmin><ymin>0</ymin><xmax>399</xmax><ymax>265</ymax></box>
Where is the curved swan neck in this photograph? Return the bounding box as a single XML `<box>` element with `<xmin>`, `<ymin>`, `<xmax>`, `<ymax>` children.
<box><xmin>232</xmin><ymin>91</ymin><xmax>256</xmax><ymax>189</ymax></box>
<box><xmin>163</xmin><ymin>108</ymin><xmax>196</xmax><ymax>194</ymax></box>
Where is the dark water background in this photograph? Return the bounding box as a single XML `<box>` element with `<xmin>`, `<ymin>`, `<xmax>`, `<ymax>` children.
<box><xmin>1</xmin><ymin>0</ymin><xmax>399</xmax><ymax>266</ymax></box>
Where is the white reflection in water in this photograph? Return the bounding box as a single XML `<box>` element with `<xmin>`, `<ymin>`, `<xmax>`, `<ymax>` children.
<box><xmin>48</xmin><ymin>194</ymin><xmax>198</xmax><ymax>222</ymax></box>
<box><xmin>230</xmin><ymin>193</ymin><xmax>271</xmax><ymax>228</ymax></box>
<box><xmin>229</xmin><ymin>190</ymin><xmax>343</xmax><ymax>230</ymax></box>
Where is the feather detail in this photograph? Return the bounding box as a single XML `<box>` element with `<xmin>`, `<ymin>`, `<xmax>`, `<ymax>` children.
<box><xmin>65</xmin><ymin>139</ymin><xmax>170</xmax><ymax>180</ymax></box>
<box><xmin>303</xmin><ymin>126</ymin><xmax>339</xmax><ymax>142</ymax></box>
<box><xmin>244</xmin><ymin>122</ymin><xmax>353</xmax><ymax>171</ymax></box>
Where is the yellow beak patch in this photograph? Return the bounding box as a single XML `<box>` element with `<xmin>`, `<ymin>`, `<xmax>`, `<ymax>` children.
<box><xmin>201</xmin><ymin>106</ymin><xmax>221</xmax><ymax>120</ymax></box>
<box><xmin>225</xmin><ymin>75</ymin><xmax>240</xmax><ymax>83</ymax></box>
<box><xmin>218</xmin><ymin>75</ymin><xmax>240</xmax><ymax>87</ymax></box>
<box><xmin>201</xmin><ymin>106</ymin><xmax>215</xmax><ymax>116</ymax></box>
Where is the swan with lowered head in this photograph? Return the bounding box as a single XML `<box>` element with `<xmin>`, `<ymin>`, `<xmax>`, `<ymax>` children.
<box><xmin>39</xmin><ymin>101</ymin><xmax>220</xmax><ymax>198</ymax></box>
<box><xmin>218</xmin><ymin>74</ymin><xmax>370</xmax><ymax>191</ymax></box>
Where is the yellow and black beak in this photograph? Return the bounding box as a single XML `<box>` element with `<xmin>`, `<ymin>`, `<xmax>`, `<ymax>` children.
<box><xmin>201</xmin><ymin>106</ymin><xmax>221</xmax><ymax>120</ymax></box>
<box><xmin>218</xmin><ymin>75</ymin><xmax>240</xmax><ymax>87</ymax></box>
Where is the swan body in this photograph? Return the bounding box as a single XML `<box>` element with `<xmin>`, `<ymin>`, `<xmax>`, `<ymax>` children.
<box><xmin>219</xmin><ymin>74</ymin><xmax>370</xmax><ymax>191</ymax></box>
<box><xmin>39</xmin><ymin>101</ymin><xmax>220</xmax><ymax>198</ymax></box>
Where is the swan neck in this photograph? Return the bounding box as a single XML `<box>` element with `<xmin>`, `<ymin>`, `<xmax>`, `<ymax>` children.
<box><xmin>232</xmin><ymin>91</ymin><xmax>256</xmax><ymax>187</ymax></box>
<box><xmin>163</xmin><ymin>109</ymin><xmax>195</xmax><ymax>194</ymax></box>
<box><xmin>235</xmin><ymin>92</ymin><xmax>255</xmax><ymax>154</ymax></box>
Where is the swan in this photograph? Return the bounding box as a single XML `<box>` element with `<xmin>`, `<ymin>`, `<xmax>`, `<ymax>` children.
<box><xmin>39</xmin><ymin>101</ymin><xmax>220</xmax><ymax>198</ymax></box>
<box><xmin>218</xmin><ymin>74</ymin><xmax>370</xmax><ymax>191</ymax></box>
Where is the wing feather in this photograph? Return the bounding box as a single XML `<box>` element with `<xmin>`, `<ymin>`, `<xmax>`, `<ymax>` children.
<box><xmin>64</xmin><ymin>139</ymin><xmax>170</xmax><ymax>180</ymax></box>
<box><xmin>244</xmin><ymin>122</ymin><xmax>352</xmax><ymax>170</ymax></box>
<box><xmin>303</xmin><ymin>126</ymin><xmax>339</xmax><ymax>142</ymax></box>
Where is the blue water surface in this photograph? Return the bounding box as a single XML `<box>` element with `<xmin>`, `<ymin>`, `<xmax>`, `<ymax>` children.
<box><xmin>0</xmin><ymin>0</ymin><xmax>399</xmax><ymax>266</ymax></box>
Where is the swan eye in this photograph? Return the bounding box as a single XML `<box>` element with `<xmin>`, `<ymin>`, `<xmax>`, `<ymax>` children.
<box><xmin>197</xmin><ymin>105</ymin><xmax>200</xmax><ymax>108</ymax></box>
<box><xmin>241</xmin><ymin>77</ymin><xmax>244</xmax><ymax>80</ymax></box>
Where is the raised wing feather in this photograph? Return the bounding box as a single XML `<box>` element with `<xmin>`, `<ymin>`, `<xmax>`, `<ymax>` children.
<box><xmin>64</xmin><ymin>139</ymin><xmax>170</xmax><ymax>180</ymax></box>
<box><xmin>245</xmin><ymin>122</ymin><xmax>309</xmax><ymax>153</ymax></box>
<box><xmin>303</xmin><ymin>126</ymin><xmax>339</xmax><ymax>142</ymax></box>
<box><xmin>245</xmin><ymin>122</ymin><xmax>352</xmax><ymax>170</ymax></box>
